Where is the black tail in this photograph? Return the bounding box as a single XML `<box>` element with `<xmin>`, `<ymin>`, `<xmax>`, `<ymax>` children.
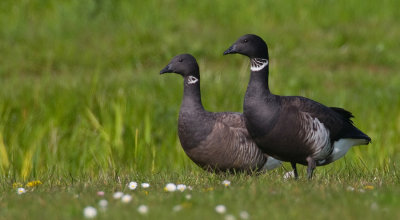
<box><xmin>330</xmin><ymin>107</ymin><xmax>354</xmax><ymax>124</ymax></box>
<box><xmin>330</xmin><ymin>107</ymin><xmax>371</xmax><ymax>144</ymax></box>
<box><xmin>340</xmin><ymin>127</ymin><xmax>371</xmax><ymax>144</ymax></box>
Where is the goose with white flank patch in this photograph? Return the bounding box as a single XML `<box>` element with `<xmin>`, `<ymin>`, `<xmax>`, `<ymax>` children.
<box><xmin>223</xmin><ymin>34</ymin><xmax>371</xmax><ymax>179</ymax></box>
<box><xmin>160</xmin><ymin>54</ymin><xmax>281</xmax><ymax>173</ymax></box>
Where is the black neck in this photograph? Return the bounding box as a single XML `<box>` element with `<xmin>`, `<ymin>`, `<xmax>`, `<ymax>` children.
<box><xmin>246</xmin><ymin>61</ymin><xmax>271</xmax><ymax>98</ymax></box>
<box><xmin>181</xmin><ymin>75</ymin><xmax>204</xmax><ymax>112</ymax></box>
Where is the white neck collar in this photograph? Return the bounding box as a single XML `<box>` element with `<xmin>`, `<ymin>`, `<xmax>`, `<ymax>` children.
<box><xmin>187</xmin><ymin>76</ymin><xmax>199</xmax><ymax>84</ymax></box>
<box><xmin>250</xmin><ymin>58</ymin><xmax>269</xmax><ymax>71</ymax></box>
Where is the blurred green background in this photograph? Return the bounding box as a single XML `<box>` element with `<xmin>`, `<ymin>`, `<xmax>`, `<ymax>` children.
<box><xmin>1</xmin><ymin>1</ymin><xmax>400</xmax><ymax>219</ymax></box>
<box><xmin>0</xmin><ymin>0</ymin><xmax>399</xmax><ymax>180</ymax></box>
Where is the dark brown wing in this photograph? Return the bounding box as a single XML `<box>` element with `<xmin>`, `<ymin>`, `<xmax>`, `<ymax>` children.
<box><xmin>282</xmin><ymin>96</ymin><xmax>370</xmax><ymax>142</ymax></box>
<box><xmin>185</xmin><ymin>112</ymin><xmax>267</xmax><ymax>172</ymax></box>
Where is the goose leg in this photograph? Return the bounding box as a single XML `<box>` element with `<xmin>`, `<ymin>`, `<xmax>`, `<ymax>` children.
<box><xmin>306</xmin><ymin>157</ymin><xmax>316</xmax><ymax>180</ymax></box>
<box><xmin>291</xmin><ymin>162</ymin><xmax>298</xmax><ymax>179</ymax></box>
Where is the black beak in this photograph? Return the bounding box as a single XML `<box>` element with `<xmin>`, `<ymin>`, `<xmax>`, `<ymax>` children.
<box><xmin>160</xmin><ymin>64</ymin><xmax>172</xmax><ymax>74</ymax></box>
<box><xmin>223</xmin><ymin>44</ymin><xmax>237</xmax><ymax>55</ymax></box>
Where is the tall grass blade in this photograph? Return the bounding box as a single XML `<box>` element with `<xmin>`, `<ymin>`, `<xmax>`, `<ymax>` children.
<box><xmin>85</xmin><ymin>108</ymin><xmax>110</xmax><ymax>143</ymax></box>
<box><xmin>0</xmin><ymin>132</ymin><xmax>10</xmax><ymax>173</ymax></box>
<box><xmin>21</xmin><ymin>146</ymin><xmax>35</xmax><ymax>181</ymax></box>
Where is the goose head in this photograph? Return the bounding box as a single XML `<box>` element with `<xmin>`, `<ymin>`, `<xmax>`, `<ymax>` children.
<box><xmin>223</xmin><ymin>34</ymin><xmax>269</xmax><ymax>59</ymax></box>
<box><xmin>160</xmin><ymin>54</ymin><xmax>199</xmax><ymax>79</ymax></box>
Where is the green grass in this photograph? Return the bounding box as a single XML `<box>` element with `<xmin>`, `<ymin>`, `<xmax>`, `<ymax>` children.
<box><xmin>0</xmin><ymin>0</ymin><xmax>400</xmax><ymax>219</ymax></box>
<box><xmin>2</xmin><ymin>172</ymin><xmax>400</xmax><ymax>219</ymax></box>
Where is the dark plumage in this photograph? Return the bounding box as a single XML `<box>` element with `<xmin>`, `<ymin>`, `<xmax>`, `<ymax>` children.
<box><xmin>160</xmin><ymin>54</ymin><xmax>281</xmax><ymax>173</ymax></box>
<box><xmin>224</xmin><ymin>34</ymin><xmax>371</xmax><ymax>179</ymax></box>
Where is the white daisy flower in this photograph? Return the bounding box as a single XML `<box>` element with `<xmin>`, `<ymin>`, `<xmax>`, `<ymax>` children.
<box><xmin>141</xmin><ymin>183</ymin><xmax>150</xmax><ymax>188</ymax></box>
<box><xmin>346</xmin><ymin>186</ymin><xmax>355</xmax><ymax>191</ymax></box>
<box><xmin>371</xmin><ymin>202</ymin><xmax>378</xmax><ymax>210</ymax></box>
<box><xmin>225</xmin><ymin>214</ymin><xmax>236</xmax><ymax>220</ymax></box>
<box><xmin>215</xmin><ymin>205</ymin><xmax>227</xmax><ymax>214</ymax></box>
<box><xmin>164</xmin><ymin>183</ymin><xmax>177</xmax><ymax>192</ymax></box>
<box><xmin>173</xmin><ymin>205</ymin><xmax>183</xmax><ymax>212</ymax></box>
<box><xmin>284</xmin><ymin>171</ymin><xmax>295</xmax><ymax>179</ymax></box>
<box><xmin>83</xmin><ymin>206</ymin><xmax>97</xmax><ymax>218</ymax></box>
<box><xmin>128</xmin><ymin>181</ymin><xmax>138</xmax><ymax>190</ymax></box>
<box><xmin>17</xmin><ymin>188</ymin><xmax>26</xmax><ymax>195</ymax></box>
<box><xmin>185</xmin><ymin>194</ymin><xmax>192</xmax><ymax>200</ymax></box>
<box><xmin>177</xmin><ymin>184</ymin><xmax>187</xmax><ymax>192</ymax></box>
<box><xmin>113</xmin><ymin>191</ymin><xmax>124</xmax><ymax>199</ymax></box>
<box><xmin>137</xmin><ymin>205</ymin><xmax>148</xmax><ymax>214</ymax></box>
<box><xmin>98</xmin><ymin>199</ymin><xmax>108</xmax><ymax>208</ymax></box>
<box><xmin>222</xmin><ymin>180</ymin><xmax>231</xmax><ymax>187</ymax></box>
<box><xmin>121</xmin><ymin>194</ymin><xmax>132</xmax><ymax>203</ymax></box>
<box><xmin>239</xmin><ymin>211</ymin><xmax>250</xmax><ymax>219</ymax></box>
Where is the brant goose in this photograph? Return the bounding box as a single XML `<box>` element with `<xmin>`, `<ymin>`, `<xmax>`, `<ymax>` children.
<box><xmin>223</xmin><ymin>34</ymin><xmax>371</xmax><ymax>179</ymax></box>
<box><xmin>160</xmin><ymin>54</ymin><xmax>281</xmax><ymax>173</ymax></box>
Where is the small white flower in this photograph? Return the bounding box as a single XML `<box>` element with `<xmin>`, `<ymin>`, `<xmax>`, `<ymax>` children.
<box><xmin>83</xmin><ymin>206</ymin><xmax>97</xmax><ymax>218</ymax></box>
<box><xmin>222</xmin><ymin>180</ymin><xmax>231</xmax><ymax>187</ymax></box>
<box><xmin>99</xmin><ymin>199</ymin><xmax>108</xmax><ymax>208</ymax></box>
<box><xmin>17</xmin><ymin>188</ymin><xmax>26</xmax><ymax>195</ymax></box>
<box><xmin>283</xmin><ymin>171</ymin><xmax>295</xmax><ymax>179</ymax></box>
<box><xmin>137</xmin><ymin>205</ymin><xmax>148</xmax><ymax>214</ymax></box>
<box><xmin>164</xmin><ymin>183</ymin><xmax>177</xmax><ymax>192</ymax></box>
<box><xmin>188</xmin><ymin>186</ymin><xmax>193</xmax><ymax>190</ymax></box>
<box><xmin>358</xmin><ymin>189</ymin><xmax>366</xmax><ymax>193</ymax></box>
<box><xmin>141</xmin><ymin>183</ymin><xmax>150</xmax><ymax>188</ymax></box>
<box><xmin>128</xmin><ymin>181</ymin><xmax>138</xmax><ymax>190</ymax></box>
<box><xmin>173</xmin><ymin>205</ymin><xmax>183</xmax><ymax>212</ymax></box>
<box><xmin>97</xmin><ymin>191</ymin><xmax>105</xmax><ymax>196</ymax></box>
<box><xmin>185</xmin><ymin>194</ymin><xmax>192</xmax><ymax>200</ymax></box>
<box><xmin>225</xmin><ymin>214</ymin><xmax>236</xmax><ymax>220</ymax></box>
<box><xmin>215</xmin><ymin>205</ymin><xmax>227</xmax><ymax>214</ymax></box>
<box><xmin>177</xmin><ymin>184</ymin><xmax>187</xmax><ymax>192</ymax></box>
<box><xmin>346</xmin><ymin>186</ymin><xmax>355</xmax><ymax>191</ymax></box>
<box><xmin>113</xmin><ymin>191</ymin><xmax>124</xmax><ymax>199</ymax></box>
<box><xmin>371</xmin><ymin>202</ymin><xmax>378</xmax><ymax>210</ymax></box>
<box><xmin>239</xmin><ymin>211</ymin><xmax>250</xmax><ymax>219</ymax></box>
<box><xmin>121</xmin><ymin>194</ymin><xmax>132</xmax><ymax>203</ymax></box>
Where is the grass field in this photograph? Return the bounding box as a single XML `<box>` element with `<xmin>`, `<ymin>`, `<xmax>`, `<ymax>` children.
<box><xmin>1</xmin><ymin>0</ymin><xmax>400</xmax><ymax>219</ymax></box>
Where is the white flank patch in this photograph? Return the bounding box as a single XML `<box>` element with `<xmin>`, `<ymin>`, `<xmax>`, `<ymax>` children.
<box><xmin>300</xmin><ymin>112</ymin><xmax>331</xmax><ymax>160</ymax></box>
<box><xmin>262</xmin><ymin>157</ymin><xmax>282</xmax><ymax>170</ymax></box>
<box><xmin>330</xmin><ymin>138</ymin><xmax>366</xmax><ymax>162</ymax></box>
<box><xmin>187</xmin><ymin>76</ymin><xmax>199</xmax><ymax>84</ymax></box>
<box><xmin>250</xmin><ymin>58</ymin><xmax>269</xmax><ymax>71</ymax></box>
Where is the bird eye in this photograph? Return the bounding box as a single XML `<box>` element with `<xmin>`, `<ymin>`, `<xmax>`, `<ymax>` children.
<box><xmin>178</xmin><ymin>59</ymin><xmax>183</xmax><ymax>62</ymax></box>
<box><xmin>243</xmin><ymin>39</ymin><xmax>248</xmax><ymax>43</ymax></box>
